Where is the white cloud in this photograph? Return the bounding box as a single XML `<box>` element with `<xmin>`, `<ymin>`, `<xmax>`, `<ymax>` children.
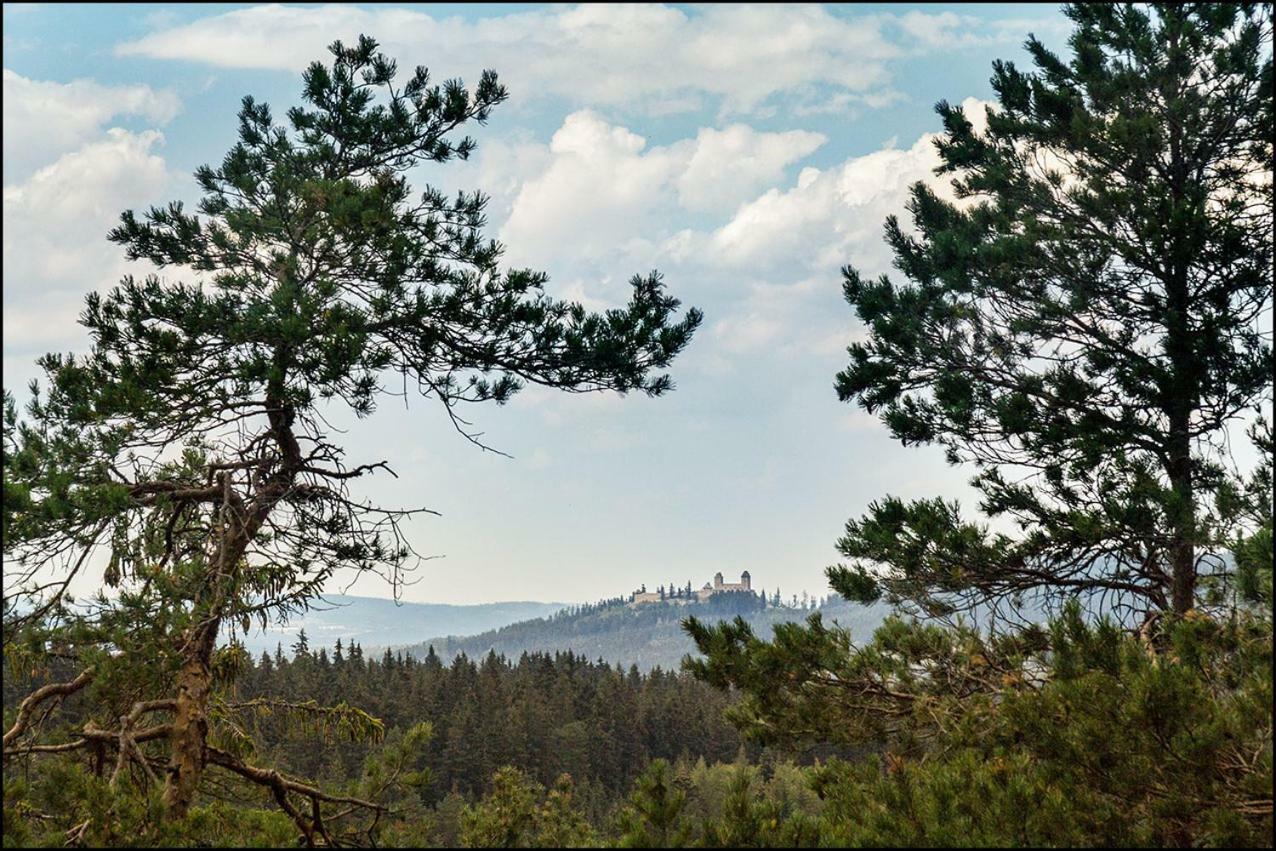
<box><xmin>705</xmin><ymin>97</ymin><xmax>991</xmax><ymax>277</ymax></box>
<box><xmin>708</xmin><ymin>276</ymin><xmax>844</xmax><ymax>359</ymax></box>
<box><xmin>676</xmin><ymin>125</ymin><xmax>826</xmax><ymax>213</ymax></box>
<box><xmin>669</xmin><ymin>98</ymin><xmax>993</xmax><ymax>359</ymax></box>
<box><xmin>450</xmin><ymin>98</ymin><xmax>994</xmax><ymax>370</ymax></box>
<box><xmin>712</xmin><ymin>311</ymin><xmax>786</xmax><ymax>355</ymax></box>
<box><xmin>116</xmin><ymin>3</ymin><xmax>905</xmax><ymax>116</ymax></box>
<box><xmin>898</xmin><ymin>11</ymin><xmax>980</xmax><ymax>48</ymax></box>
<box><xmin>499</xmin><ymin>110</ymin><xmax>678</xmax><ymax>271</ymax></box>
<box><xmin>493</xmin><ymin>111</ymin><xmax>827</xmax><ymax>276</ymax></box>
<box><xmin>2</xmin><ymin>69</ymin><xmax>181</xmax><ymax>181</ymax></box>
<box><xmin>3</xmin><ymin>129</ymin><xmax>175</xmax><ymax>355</ymax></box>
<box><xmin>450</xmin><ymin>131</ymin><xmax>553</xmax><ymax>223</ymax></box>
<box><xmin>896</xmin><ymin>10</ymin><xmax>1072</xmax><ymax>51</ymax></box>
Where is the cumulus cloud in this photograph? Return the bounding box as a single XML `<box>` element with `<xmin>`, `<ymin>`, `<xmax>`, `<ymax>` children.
<box><xmin>704</xmin><ymin>97</ymin><xmax>991</xmax><ymax>278</ymax></box>
<box><xmin>498</xmin><ymin>111</ymin><xmax>679</xmax><ymax>271</ymax></box>
<box><xmin>675</xmin><ymin>125</ymin><xmax>826</xmax><ymax>213</ymax></box>
<box><xmin>897</xmin><ymin>10</ymin><xmax>1074</xmax><ymax>52</ymax></box>
<box><xmin>898</xmin><ymin>11</ymin><xmax>983</xmax><ymax>49</ymax></box>
<box><xmin>460</xmin><ymin>99</ymin><xmax>990</xmax><ymax>377</ymax></box>
<box><xmin>673</xmin><ymin>99</ymin><xmax>993</xmax><ymax>357</ymax></box>
<box><xmin>2</xmin><ymin>69</ymin><xmax>181</xmax><ymax>181</ymax></box>
<box><xmin>3</xmin><ymin>129</ymin><xmax>175</xmax><ymax>358</ymax></box>
<box><xmin>116</xmin><ymin>3</ymin><xmax>915</xmax><ymax>116</ymax></box>
<box><xmin>489</xmin><ymin>111</ymin><xmax>825</xmax><ymax>280</ymax></box>
<box><xmin>435</xmin><ymin>96</ymin><xmax>992</xmax><ymax>377</ymax></box>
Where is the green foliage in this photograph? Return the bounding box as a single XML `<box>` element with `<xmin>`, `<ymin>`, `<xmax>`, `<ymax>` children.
<box><xmin>536</xmin><ymin>774</ymin><xmax>599</xmax><ymax>848</ymax></box>
<box><xmin>353</xmin><ymin>722</ymin><xmax>436</xmax><ymax>846</ymax></box>
<box><xmin>4</xmin><ymin>30</ymin><xmax>698</xmax><ymax>835</ymax></box>
<box><xmin>460</xmin><ymin>766</ymin><xmax>598</xmax><ymax>848</ymax></box>
<box><xmin>1221</xmin><ymin>417</ymin><xmax>1274</xmax><ymax>607</ymax></box>
<box><xmin>1</xmin><ymin>761</ymin><xmax>297</xmax><ymax>848</ymax></box>
<box><xmin>813</xmin><ymin>621</ymin><xmax>1273</xmax><ymax>845</ymax></box>
<box><xmin>686</xmin><ymin>605</ymin><xmax>1048</xmax><ymax>753</ymax></box>
<box><xmin>695</xmin><ymin>764</ymin><xmax>821</xmax><ymax>848</ymax></box>
<box><xmin>615</xmin><ymin>759</ymin><xmax>691</xmax><ymax>848</ymax></box>
<box><xmin>1233</xmin><ymin>522</ymin><xmax>1273</xmax><ymax>605</ymax></box>
<box><xmin>20</xmin><ymin>599</ymin><xmax>1267</xmax><ymax>847</ymax></box>
<box><xmin>228</xmin><ymin>644</ymin><xmax>751</xmax><ymax>800</ymax></box>
<box><xmin>690</xmin><ymin>598</ymin><xmax>1273</xmax><ymax>846</ymax></box>
<box><xmin>834</xmin><ymin>3</ymin><xmax>1273</xmax><ymax>618</ymax></box>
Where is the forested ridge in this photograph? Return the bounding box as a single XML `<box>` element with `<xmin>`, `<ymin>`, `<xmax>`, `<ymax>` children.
<box><xmin>5</xmin><ymin>602</ymin><xmax>1269</xmax><ymax>846</ymax></box>
<box><xmin>400</xmin><ymin>591</ymin><xmax>892</xmax><ymax>672</ymax></box>
<box><xmin>3</xmin><ymin>637</ymin><xmax>766</xmax><ymax>809</ymax></box>
<box><xmin>3</xmin><ymin>4</ymin><xmax>1271</xmax><ymax>847</ymax></box>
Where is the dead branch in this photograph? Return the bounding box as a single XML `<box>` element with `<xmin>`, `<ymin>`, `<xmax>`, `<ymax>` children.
<box><xmin>205</xmin><ymin>746</ymin><xmax>385</xmax><ymax>811</ymax></box>
<box><xmin>206</xmin><ymin>745</ymin><xmax>386</xmax><ymax>846</ymax></box>
<box><xmin>3</xmin><ymin>668</ymin><xmax>95</xmax><ymax>752</ymax></box>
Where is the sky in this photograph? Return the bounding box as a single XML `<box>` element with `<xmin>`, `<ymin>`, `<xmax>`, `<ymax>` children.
<box><xmin>2</xmin><ymin>2</ymin><xmax>1077</xmax><ymax>606</ymax></box>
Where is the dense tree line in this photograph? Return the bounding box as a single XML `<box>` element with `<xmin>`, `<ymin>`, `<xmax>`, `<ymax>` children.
<box><xmin>233</xmin><ymin>638</ymin><xmax>758</xmax><ymax>800</ymax></box>
<box><xmin>6</xmin><ymin>596</ymin><xmax>1268</xmax><ymax>847</ymax></box>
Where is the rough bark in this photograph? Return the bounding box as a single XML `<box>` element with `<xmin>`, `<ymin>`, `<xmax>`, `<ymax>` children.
<box><xmin>162</xmin><ymin>620</ymin><xmax>218</xmax><ymax>818</ymax></box>
<box><xmin>162</xmin><ymin>390</ymin><xmax>299</xmax><ymax>819</ymax></box>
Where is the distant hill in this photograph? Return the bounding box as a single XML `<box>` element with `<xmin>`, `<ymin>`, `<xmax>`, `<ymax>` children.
<box><xmin>397</xmin><ymin>592</ymin><xmax>892</xmax><ymax>672</ymax></box>
<box><xmin>230</xmin><ymin>595</ymin><xmax>568</xmax><ymax>653</ymax></box>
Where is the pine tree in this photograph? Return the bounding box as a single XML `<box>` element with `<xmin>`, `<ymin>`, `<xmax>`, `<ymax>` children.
<box><xmin>615</xmin><ymin>759</ymin><xmax>691</xmax><ymax>848</ymax></box>
<box><xmin>685</xmin><ymin>7</ymin><xmax>1272</xmax><ymax>845</ymax></box>
<box><xmin>2</xmin><ymin>34</ymin><xmax>699</xmax><ymax>837</ymax></box>
<box><xmin>459</xmin><ymin>766</ymin><xmax>542</xmax><ymax>848</ymax></box>
<box><xmin>535</xmin><ymin>773</ymin><xmax>597</xmax><ymax>848</ymax></box>
<box><xmin>832</xmin><ymin>3</ymin><xmax>1272</xmax><ymax>620</ymax></box>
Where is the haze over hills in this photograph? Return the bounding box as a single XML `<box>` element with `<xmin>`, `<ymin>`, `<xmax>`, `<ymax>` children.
<box><xmin>231</xmin><ymin>595</ymin><xmax>569</xmax><ymax>653</ymax></box>
<box><xmin>397</xmin><ymin>590</ymin><xmax>893</xmax><ymax>672</ymax></box>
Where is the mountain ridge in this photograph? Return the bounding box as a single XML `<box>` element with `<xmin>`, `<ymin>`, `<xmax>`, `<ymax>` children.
<box><xmin>396</xmin><ymin>591</ymin><xmax>892</xmax><ymax>672</ymax></box>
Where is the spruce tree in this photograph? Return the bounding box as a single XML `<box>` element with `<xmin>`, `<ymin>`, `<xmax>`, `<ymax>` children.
<box><xmin>832</xmin><ymin>3</ymin><xmax>1272</xmax><ymax>620</ymax></box>
<box><xmin>2</xmin><ymin>34</ymin><xmax>699</xmax><ymax>836</ymax></box>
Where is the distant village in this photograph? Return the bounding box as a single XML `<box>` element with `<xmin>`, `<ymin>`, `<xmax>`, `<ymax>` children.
<box><xmin>629</xmin><ymin>571</ymin><xmax>753</xmax><ymax>606</ymax></box>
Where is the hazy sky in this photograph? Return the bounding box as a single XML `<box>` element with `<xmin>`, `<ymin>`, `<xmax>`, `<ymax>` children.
<box><xmin>2</xmin><ymin>3</ymin><xmax>1075</xmax><ymax>605</ymax></box>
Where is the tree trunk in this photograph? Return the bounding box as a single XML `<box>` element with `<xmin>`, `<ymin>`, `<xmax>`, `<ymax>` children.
<box><xmin>162</xmin><ymin>620</ymin><xmax>217</xmax><ymax>819</ymax></box>
<box><xmin>162</xmin><ymin>474</ymin><xmax>244</xmax><ymax>820</ymax></box>
<box><xmin>1163</xmin><ymin>46</ymin><xmax>1197</xmax><ymax>617</ymax></box>
<box><xmin>1168</xmin><ymin>436</ymin><xmax>1196</xmax><ymax>615</ymax></box>
<box><xmin>1165</xmin><ymin>274</ymin><xmax>1197</xmax><ymax>615</ymax></box>
<box><xmin>162</xmin><ymin>387</ymin><xmax>297</xmax><ymax>819</ymax></box>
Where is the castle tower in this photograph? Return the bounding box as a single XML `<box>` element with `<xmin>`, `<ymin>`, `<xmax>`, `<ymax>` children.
<box><xmin>741</xmin><ymin>570</ymin><xmax>751</xmax><ymax>590</ymax></box>
<box><xmin>714</xmin><ymin>571</ymin><xmax>724</xmax><ymax>589</ymax></box>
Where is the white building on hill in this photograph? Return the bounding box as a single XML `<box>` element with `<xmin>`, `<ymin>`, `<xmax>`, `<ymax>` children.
<box><xmin>629</xmin><ymin>571</ymin><xmax>752</xmax><ymax>606</ymax></box>
<box><xmin>697</xmin><ymin>570</ymin><xmax>750</xmax><ymax>600</ymax></box>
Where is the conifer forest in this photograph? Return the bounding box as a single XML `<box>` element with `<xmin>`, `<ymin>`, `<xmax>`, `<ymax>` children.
<box><xmin>2</xmin><ymin>3</ymin><xmax>1272</xmax><ymax>847</ymax></box>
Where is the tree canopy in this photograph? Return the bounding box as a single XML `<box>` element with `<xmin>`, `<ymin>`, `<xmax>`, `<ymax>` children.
<box><xmin>830</xmin><ymin>3</ymin><xmax>1272</xmax><ymax>622</ymax></box>
<box><xmin>2</xmin><ymin>34</ymin><xmax>699</xmax><ymax>835</ymax></box>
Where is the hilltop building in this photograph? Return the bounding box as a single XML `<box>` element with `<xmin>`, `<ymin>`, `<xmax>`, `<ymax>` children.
<box><xmin>630</xmin><ymin>586</ymin><xmax>661</xmax><ymax>605</ymax></box>
<box><xmin>629</xmin><ymin>571</ymin><xmax>753</xmax><ymax>606</ymax></box>
<box><xmin>698</xmin><ymin>570</ymin><xmax>750</xmax><ymax>600</ymax></box>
